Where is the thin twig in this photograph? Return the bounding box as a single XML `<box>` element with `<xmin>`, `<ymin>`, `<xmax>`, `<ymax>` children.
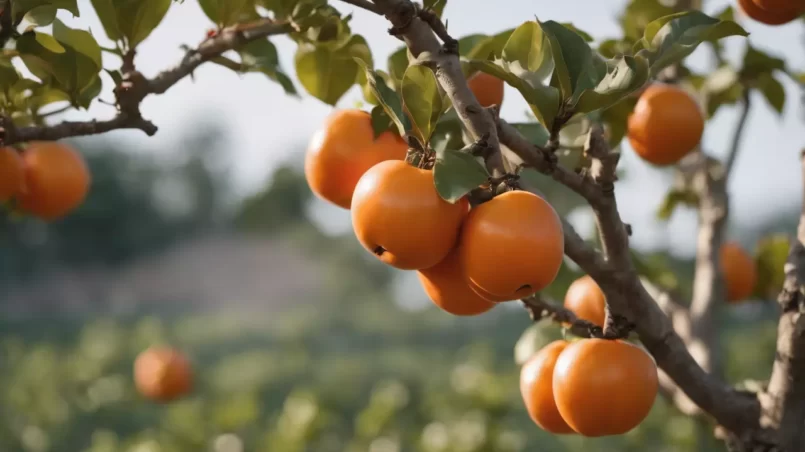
<box><xmin>337</xmin><ymin>0</ymin><xmax>382</xmax><ymax>14</ymax></box>
<box><xmin>724</xmin><ymin>89</ymin><xmax>752</xmax><ymax>181</ymax></box>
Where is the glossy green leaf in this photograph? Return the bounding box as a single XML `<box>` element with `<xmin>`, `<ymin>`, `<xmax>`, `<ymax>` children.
<box><xmin>295</xmin><ymin>35</ymin><xmax>370</xmax><ymax>106</ymax></box>
<box><xmin>509</xmin><ymin>122</ymin><xmax>549</xmax><ymax>146</ymax></box>
<box><xmin>756</xmin><ymin>73</ymin><xmax>785</xmax><ymax>115</ymax></box>
<box><xmin>33</xmin><ymin>32</ymin><xmax>66</xmax><ymax>53</ymax></box>
<box><xmin>387</xmin><ymin>46</ymin><xmax>410</xmax><ymax>84</ymax></box>
<box><xmin>12</xmin><ymin>0</ymin><xmax>79</xmax><ymax>21</ymax></box>
<box><xmin>619</xmin><ymin>0</ymin><xmax>674</xmax><ymax>41</ymax></box>
<box><xmin>541</xmin><ymin>20</ymin><xmax>599</xmax><ymax>102</ymax></box>
<box><xmin>741</xmin><ymin>44</ymin><xmax>786</xmax><ymax>79</ymax></box>
<box><xmin>574</xmin><ymin>54</ymin><xmax>650</xmax><ymax>114</ymax></box>
<box><xmin>461</xmin><ymin>28</ymin><xmax>516</xmax><ymax>62</ymax></box>
<box><xmin>24</xmin><ymin>5</ymin><xmax>57</xmax><ymax>26</ymax></box>
<box><xmin>501</xmin><ymin>21</ymin><xmax>553</xmax><ymax>83</ymax></box>
<box><xmin>401</xmin><ymin>65</ymin><xmax>442</xmax><ymax>144</ymax></box>
<box><xmin>0</xmin><ymin>57</ymin><xmax>21</xmax><ymax>88</ymax></box>
<box><xmin>560</xmin><ymin>23</ymin><xmax>594</xmax><ymax>42</ymax></box>
<box><xmin>753</xmin><ymin>234</ymin><xmax>791</xmax><ymax>300</ymax></box>
<box><xmin>120</xmin><ymin>0</ymin><xmax>173</xmax><ymax>48</ymax></box>
<box><xmin>52</xmin><ymin>19</ymin><xmax>102</xmax><ymax>69</ymax></box>
<box><xmin>468</xmin><ymin>60</ymin><xmax>560</xmax><ymax>130</ymax></box>
<box><xmin>656</xmin><ymin>189</ymin><xmax>698</xmax><ymax>221</ymax></box>
<box><xmin>238</xmin><ymin>39</ymin><xmax>298</xmax><ymax>95</ymax></box>
<box><xmin>198</xmin><ymin>0</ymin><xmax>254</xmax><ymax>26</ymax></box>
<box><xmin>369</xmin><ymin>105</ymin><xmax>395</xmax><ymax>139</ymax></box>
<box><xmin>359</xmin><ymin>62</ymin><xmax>410</xmax><ymax>137</ymax></box>
<box><xmin>89</xmin><ymin>0</ymin><xmax>122</xmax><ymax>41</ymax></box>
<box><xmin>637</xmin><ymin>10</ymin><xmax>748</xmax><ymax>76</ymax></box>
<box><xmin>433</xmin><ymin>148</ymin><xmax>489</xmax><ymax>203</ymax></box>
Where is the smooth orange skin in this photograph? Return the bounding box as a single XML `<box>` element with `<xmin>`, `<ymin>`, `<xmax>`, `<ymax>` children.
<box><xmin>467</xmin><ymin>71</ymin><xmax>504</xmax><ymax>108</ymax></box>
<box><xmin>305</xmin><ymin>109</ymin><xmax>408</xmax><ymax>209</ymax></box>
<box><xmin>520</xmin><ymin>340</ymin><xmax>576</xmax><ymax>434</ymax></box>
<box><xmin>739</xmin><ymin>0</ymin><xmax>805</xmax><ymax>24</ymax></box>
<box><xmin>553</xmin><ymin>339</ymin><xmax>658</xmax><ymax>437</ymax></box>
<box><xmin>468</xmin><ymin>278</ymin><xmax>516</xmax><ymax>303</ymax></box>
<box><xmin>134</xmin><ymin>346</ymin><xmax>193</xmax><ymax>403</ymax></box>
<box><xmin>459</xmin><ymin>190</ymin><xmax>564</xmax><ymax>301</ymax></box>
<box><xmin>0</xmin><ymin>147</ymin><xmax>24</xmax><ymax>202</ymax></box>
<box><xmin>17</xmin><ymin>141</ymin><xmax>90</xmax><ymax>220</ymax></box>
<box><xmin>564</xmin><ymin>275</ymin><xmax>607</xmax><ymax>327</ymax></box>
<box><xmin>351</xmin><ymin>160</ymin><xmax>469</xmax><ymax>270</ymax></box>
<box><xmin>720</xmin><ymin>241</ymin><xmax>758</xmax><ymax>302</ymax></box>
<box><xmin>627</xmin><ymin>84</ymin><xmax>704</xmax><ymax>166</ymax></box>
<box><xmin>417</xmin><ymin>247</ymin><xmax>496</xmax><ymax>316</ymax></box>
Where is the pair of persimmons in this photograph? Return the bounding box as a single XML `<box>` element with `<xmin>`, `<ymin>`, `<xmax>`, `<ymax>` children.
<box><xmin>0</xmin><ymin>141</ymin><xmax>90</xmax><ymax>220</ymax></box>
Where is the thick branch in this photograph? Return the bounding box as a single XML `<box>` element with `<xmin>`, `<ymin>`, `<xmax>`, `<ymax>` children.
<box><xmin>370</xmin><ymin>0</ymin><xmax>506</xmax><ymax>176</ymax></box>
<box><xmin>759</xmin><ymin>150</ymin><xmax>805</xmax><ymax>451</ymax></box>
<box><xmin>2</xmin><ymin>19</ymin><xmax>294</xmax><ymax>145</ymax></box>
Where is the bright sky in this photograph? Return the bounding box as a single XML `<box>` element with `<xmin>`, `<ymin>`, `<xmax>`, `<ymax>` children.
<box><xmin>52</xmin><ymin>0</ymin><xmax>805</xmax><ymax>256</ymax></box>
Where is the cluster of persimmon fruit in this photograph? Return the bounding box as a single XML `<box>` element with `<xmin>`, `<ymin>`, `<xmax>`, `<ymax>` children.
<box><xmin>737</xmin><ymin>0</ymin><xmax>805</xmax><ymax>26</ymax></box>
<box><xmin>0</xmin><ymin>141</ymin><xmax>90</xmax><ymax>220</ymax></box>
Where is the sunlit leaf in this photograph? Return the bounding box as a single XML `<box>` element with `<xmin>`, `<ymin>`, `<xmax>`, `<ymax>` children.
<box><xmin>433</xmin><ymin>147</ymin><xmax>489</xmax><ymax>203</ymax></box>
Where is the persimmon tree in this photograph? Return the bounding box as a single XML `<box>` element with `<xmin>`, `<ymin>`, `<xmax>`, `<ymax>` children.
<box><xmin>0</xmin><ymin>0</ymin><xmax>804</xmax><ymax>449</ymax></box>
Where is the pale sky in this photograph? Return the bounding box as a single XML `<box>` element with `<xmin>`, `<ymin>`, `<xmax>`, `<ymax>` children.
<box><xmin>49</xmin><ymin>0</ymin><xmax>805</xmax><ymax>257</ymax></box>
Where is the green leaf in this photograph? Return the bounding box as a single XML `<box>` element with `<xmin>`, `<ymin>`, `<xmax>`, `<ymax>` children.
<box><xmin>423</xmin><ymin>0</ymin><xmax>446</xmax><ymax>17</ymax></box>
<box><xmin>294</xmin><ymin>35</ymin><xmax>370</xmax><ymax>106</ymax></box>
<box><xmin>598</xmin><ymin>39</ymin><xmax>633</xmax><ymax>59</ymax></box>
<box><xmin>12</xmin><ymin>0</ymin><xmax>79</xmax><ymax>22</ymax></box>
<box><xmin>468</xmin><ymin>59</ymin><xmax>560</xmax><ymax>130</ymax></box>
<box><xmin>76</xmin><ymin>73</ymin><xmax>102</xmax><ymax>109</ymax></box>
<box><xmin>23</xmin><ymin>5</ymin><xmax>57</xmax><ymax>26</ymax></box>
<box><xmin>501</xmin><ymin>21</ymin><xmax>553</xmax><ymax>80</ymax></box>
<box><xmin>541</xmin><ymin>20</ymin><xmax>599</xmax><ymax>102</ymax></box>
<box><xmin>387</xmin><ymin>46</ymin><xmax>410</xmax><ymax>84</ymax></box>
<box><xmin>741</xmin><ymin>44</ymin><xmax>786</xmax><ymax>79</ymax></box>
<box><xmin>370</xmin><ymin>105</ymin><xmax>395</xmax><ymax>139</ymax></box>
<box><xmin>619</xmin><ymin>0</ymin><xmax>674</xmax><ymax>41</ymax></box>
<box><xmin>238</xmin><ymin>39</ymin><xmax>298</xmax><ymax>95</ymax></box>
<box><xmin>461</xmin><ymin>28</ymin><xmax>516</xmax><ymax>62</ymax></box>
<box><xmin>359</xmin><ymin>62</ymin><xmax>410</xmax><ymax>137</ymax></box>
<box><xmin>89</xmin><ymin>0</ymin><xmax>123</xmax><ymax>41</ymax></box>
<box><xmin>637</xmin><ymin>10</ymin><xmax>749</xmax><ymax>76</ymax></box>
<box><xmin>756</xmin><ymin>73</ymin><xmax>785</xmax><ymax>115</ymax></box>
<box><xmin>198</xmin><ymin>0</ymin><xmax>254</xmax><ymax>26</ymax></box>
<box><xmin>560</xmin><ymin>23</ymin><xmax>594</xmax><ymax>42</ymax></box>
<box><xmin>52</xmin><ymin>19</ymin><xmax>102</xmax><ymax>69</ymax></box>
<box><xmin>600</xmin><ymin>96</ymin><xmax>637</xmax><ymax>147</ymax></box>
<box><xmin>119</xmin><ymin>0</ymin><xmax>173</xmax><ymax>48</ymax></box>
<box><xmin>753</xmin><ymin>234</ymin><xmax>791</xmax><ymax>300</ymax></box>
<box><xmin>509</xmin><ymin>122</ymin><xmax>549</xmax><ymax>146</ymax></box>
<box><xmin>433</xmin><ymin>148</ymin><xmax>489</xmax><ymax>203</ymax></box>
<box><xmin>401</xmin><ymin>64</ymin><xmax>442</xmax><ymax>145</ymax></box>
<box><xmin>699</xmin><ymin>66</ymin><xmax>744</xmax><ymax>117</ymax></box>
<box><xmin>33</xmin><ymin>32</ymin><xmax>66</xmax><ymax>53</ymax></box>
<box><xmin>574</xmin><ymin>54</ymin><xmax>650</xmax><ymax>114</ymax></box>
<box><xmin>0</xmin><ymin>57</ymin><xmax>22</xmax><ymax>88</ymax></box>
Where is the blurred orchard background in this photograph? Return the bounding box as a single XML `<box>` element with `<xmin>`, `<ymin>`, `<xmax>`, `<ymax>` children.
<box><xmin>2</xmin><ymin>0</ymin><xmax>805</xmax><ymax>451</ymax></box>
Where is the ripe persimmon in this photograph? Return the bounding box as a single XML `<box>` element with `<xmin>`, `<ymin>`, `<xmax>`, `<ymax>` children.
<box><xmin>564</xmin><ymin>275</ymin><xmax>607</xmax><ymax>327</ymax></box>
<box><xmin>351</xmin><ymin>160</ymin><xmax>469</xmax><ymax>270</ymax></box>
<box><xmin>520</xmin><ymin>340</ymin><xmax>576</xmax><ymax>434</ymax></box>
<box><xmin>467</xmin><ymin>71</ymin><xmax>504</xmax><ymax>108</ymax></box>
<box><xmin>738</xmin><ymin>0</ymin><xmax>804</xmax><ymax>25</ymax></box>
<box><xmin>0</xmin><ymin>147</ymin><xmax>23</xmax><ymax>202</ymax></box>
<box><xmin>17</xmin><ymin>141</ymin><xmax>90</xmax><ymax>220</ymax></box>
<box><xmin>720</xmin><ymin>241</ymin><xmax>758</xmax><ymax>302</ymax></box>
<box><xmin>627</xmin><ymin>84</ymin><xmax>704</xmax><ymax>166</ymax></box>
<box><xmin>553</xmin><ymin>339</ymin><xmax>658</xmax><ymax>437</ymax></box>
<box><xmin>459</xmin><ymin>190</ymin><xmax>564</xmax><ymax>302</ymax></box>
<box><xmin>134</xmin><ymin>346</ymin><xmax>193</xmax><ymax>403</ymax></box>
<box><xmin>417</xmin><ymin>247</ymin><xmax>496</xmax><ymax>316</ymax></box>
<box><xmin>305</xmin><ymin>109</ymin><xmax>408</xmax><ymax>210</ymax></box>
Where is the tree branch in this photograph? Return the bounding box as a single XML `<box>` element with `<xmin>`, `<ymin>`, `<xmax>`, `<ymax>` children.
<box><xmin>2</xmin><ymin>19</ymin><xmax>295</xmax><ymax>146</ymax></box>
<box><xmin>724</xmin><ymin>90</ymin><xmax>752</xmax><ymax>182</ymax></box>
<box><xmin>759</xmin><ymin>150</ymin><xmax>805</xmax><ymax>451</ymax></box>
<box><xmin>337</xmin><ymin>0</ymin><xmax>382</xmax><ymax>14</ymax></box>
<box><xmin>370</xmin><ymin>0</ymin><xmax>506</xmax><ymax>177</ymax></box>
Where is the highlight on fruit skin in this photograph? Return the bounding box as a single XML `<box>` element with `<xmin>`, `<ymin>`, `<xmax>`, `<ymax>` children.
<box><xmin>520</xmin><ymin>340</ymin><xmax>576</xmax><ymax>434</ymax></box>
<box><xmin>737</xmin><ymin>0</ymin><xmax>805</xmax><ymax>25</ymax></box>
<box><xmin>552</xmin><ymin>338</ymin><xmax>659</xmax><ymax>437</ymax></box>
<box><xmin>16</xmin><ymin>141</ymin><xmax>91</xmax><ymax>220</ymax></box>
<box><xmin>351</xmin><ymin>160</ymin><xmax>469</xmax><ymax>270</ymax></box>
<box><xmin>0</xmin><ymin>146</ymin><xmax>24</xmax><ymax>202</ymax></box>
<box><xmin>304</xmin><ymin>108</ymin><xmax>408</xmax><ymax>210</ymax></box>
<box><xmin>134</xmin><ymin>346</ymin><xmax>194</xmax><ymax>403</ymax></box>
<box><xmin>626</xmin><ymin>83</ymin><xmax>704</xmax><ymax>167</ymax></box>
<box><xmin>720</xmin><ymin>240</ymin><xmax>758</xmax><ymax>302</ymax></box>
<box><xmin>417</xmin><ymin>247</ymin><xmax>496</xmax><ymax>316</ymax></box>
<box><xmin>459</xmin><ymin>190</ymin><xmax>565</xmax><ymax>302</ymax></box>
